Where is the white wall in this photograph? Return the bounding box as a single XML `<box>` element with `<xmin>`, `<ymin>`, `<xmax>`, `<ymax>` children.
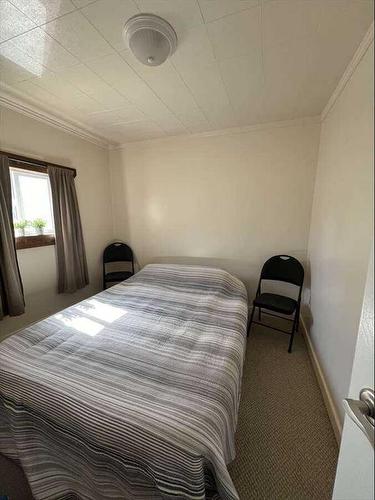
<box><xmin>0</xmin><ymin>107</ymin><xmax>114</xmax><ymax>339</ymax></box>
<box><xmin>306</xmin><ymin>42</ymin><xmax>374</xmax><ymax>424</ymax></box>
<box><xmin>109</xmin><ymin>119</ymin><xmax>321</xmax><ymax>296</ymax></box>
<box><xmin>333</xmin><ymin>245</ymin><xmax>374</xmax><ymax>500</ymax></box>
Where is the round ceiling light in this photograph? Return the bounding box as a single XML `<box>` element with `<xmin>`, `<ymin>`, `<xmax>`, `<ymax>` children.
<box><xmin>123</xmin><ymin>14</ymin><xmax>177</xmax><ymax>67</ymax></box>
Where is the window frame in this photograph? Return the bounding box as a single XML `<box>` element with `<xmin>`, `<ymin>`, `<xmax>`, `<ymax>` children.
<box><xmin>9</xmin><ymin>163</ymin><xmax>56</xmax><ymax>250</ymax></box>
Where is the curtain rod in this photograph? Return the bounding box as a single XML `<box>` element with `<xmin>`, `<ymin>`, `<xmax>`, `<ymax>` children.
<box><xmin>0</xmin><ymin>150</ymin><xmax>77</xmax><ymax>177</ymax></box>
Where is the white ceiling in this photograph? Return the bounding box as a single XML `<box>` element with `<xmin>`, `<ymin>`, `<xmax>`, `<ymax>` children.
<box><xmin>0</xmin><ymin>0</ymin><xmax>373</xmax><ymax>145</ymax></box>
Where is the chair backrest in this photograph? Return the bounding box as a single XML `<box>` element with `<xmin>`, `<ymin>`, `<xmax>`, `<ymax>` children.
<box><xmin>260</xmin><ymin>255</ymin><xmax>304</xmax><ymax>287</ymax></box>
<box><xmin>103</xmin><ymin>242</ymin><xmax>133</xmax><ymax>264</ymax></box>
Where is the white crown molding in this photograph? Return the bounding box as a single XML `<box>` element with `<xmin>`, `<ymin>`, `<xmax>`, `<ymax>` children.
<box><xmin>321</xmin><ymin>22</ymin><xmax>374</xmax><ymax>122</ymax></box>
<box><xmin>109</xmin><ymin>115</ymin><xmax>321</xmax><ymax>150</ymax></box>
<box><xmin>0</xmin><ymin>84</ymin><xmax>114</xmax><ymax>149</ymax></box>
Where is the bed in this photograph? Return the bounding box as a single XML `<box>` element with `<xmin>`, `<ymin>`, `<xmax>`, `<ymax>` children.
<box><xmin>0</xmin><ymin>264</ymin><xmax>248</xmax><ymax>500</ymax></box>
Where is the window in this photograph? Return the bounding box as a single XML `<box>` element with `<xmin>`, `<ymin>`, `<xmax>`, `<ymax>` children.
<box><xmin>10</xmin><ymin>167</ymin><xmax>55</xmax><ymax>249</ymax></box>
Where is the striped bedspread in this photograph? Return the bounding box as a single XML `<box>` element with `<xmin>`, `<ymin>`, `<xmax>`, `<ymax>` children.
<box><xmin>0</xmin><ymin>264</ymin><xmax>248</xmax><ymax>500</ymax></box>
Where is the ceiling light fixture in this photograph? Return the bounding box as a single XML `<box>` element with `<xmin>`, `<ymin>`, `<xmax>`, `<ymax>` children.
<box><xmin>123</xmin><ymin>14</ymin><xmax>177</xmax><ymax>67</ymax></box>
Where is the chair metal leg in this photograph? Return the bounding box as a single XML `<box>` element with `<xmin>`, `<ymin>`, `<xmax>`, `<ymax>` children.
<box><xmin>247</xmin><ymin>305</ymin><xmax>256</xmax><ymax>337</ymax></box>
<box><xmin>288</xmin><ymin>312</ymin><xmax>298</xmax><ymax>353</ymax></box>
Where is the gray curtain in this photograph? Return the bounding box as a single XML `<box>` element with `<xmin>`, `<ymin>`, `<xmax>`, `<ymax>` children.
<box><xmin>0</xmin><ymin>154</ymin><xmax>25</xmax><ymax>319</ymax></box>
<box><xmin>48</xmin><ymin>165</ymin><xmax>89</xmax><ymax>294</ymax></box>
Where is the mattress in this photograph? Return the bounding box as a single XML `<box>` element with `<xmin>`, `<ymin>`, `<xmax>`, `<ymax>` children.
<box><xmin>0</xmin><ymin>264</ymin><xmax>248</xmax><ymax>499</ymax></box>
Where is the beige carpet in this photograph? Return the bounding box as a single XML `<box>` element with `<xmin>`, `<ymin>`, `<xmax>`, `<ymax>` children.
<box><xmin>0</xmin><ymin>318</ymin><xmax>338</xmax><ymax>500</ymax></box>
<box><xmin>229</xmin><ymin>318</ymin><xmax>338</xmax><ymax>499</ymax></box>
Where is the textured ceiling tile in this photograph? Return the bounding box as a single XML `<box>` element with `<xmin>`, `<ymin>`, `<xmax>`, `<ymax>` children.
<box><xmin>262</xmin><ymin>36</ymin><xmax>312</xmax><ymax>121</ymax></box>
<box><xmin>171</xmin><ymin>24</ymin><xmax>216</xmax><ymax>73</ymax></box>
<box><xmin>198</xmin><ymin>0</ymin><xmax>259</xmax><ymax>23</ymax></box>
<box><xmin>317</xmin><ymin>0</ymin><xmax>373</xmax><ymax>45</ymax></box>
<box><xmin>121</xmin><ymin>50</ymin><xmax>209</xmax><ymax>128</ymax></box>
<box><xmin>184</xmin><ymin>121</ymin><xmax>214</xmax><ymax>134</ymax></box>
<box><xmin>71</xmin><ymin>0</ymin><xmax>97</xmax><ymax>7</ymax></box>
<box><xmin>132</xmin><ymin>87</ymin><xmax>185</xmax><ymax>129</ymax></box>
<box><xmin>28</xmin><ymin>70</ymin><xmax>100</xmax><ymax>114</ymax></box>
<box><xmin>43</xmin><ymin>10</ymin><xmax>114</xmax><ymax>62</ymax></box>
<box><xmin>61</xmin><ymin>63</ymin><xmax>130</xmax><ymax>107</ymax></box>
<box><xmin>150</xmin><ymin>113</ymin><xmax>188</xmax><ymax>136</ymax></box>
<box><xmin>134</xmin><ymin>0</ymin><xmax>203</xmax><ymax>40</ymax></box>
<box><xmin>81</xmin><ymin>0</ymin><xmax>139</xmax><ymax>51</ymax></box>
<box><xmin>100</xmin><ymin>120</ymin><xmax>166</xmax><ymax>142</ymax></box>
<box><xmin>110</xmin><ymin>105</ymin><xmax>147</xmax><ymax>123</ymax></box>
<box><xmin>262</xmin><ymin>0</ymin><xmax>321</xmax><ymax>51</ymax></box>
<box><xmin>262</xmin><ymin>0</ymin><xmax>373</xmax><ymax>120</ymax></box>
<box><xmin>0</xmin><ymin>0</ymin><xmax>36</xmax><ymax>42</ymax></box>
<box><xmin>206</xmin><ymin>7</ymin><xmax>261</xmax><ymax>61</ymax></box>
<box><xmin>11</xmin><ymin>79</ymin><xmax>78</xmax><ymax>117</ymax></box>
<box><xmin>85</xmin><ymin>104</ymin><xmax>146</xmax><ymax>126</ymax></box>
<box><xmin>219</xmin><ymin>53</ymin><xmax>264</xmax><ymax>126</ymax></box>
<box><xmin>1</xmin><ymin>0</ymin><xmax>373</xmax><ymax>143</ymax></box>
<box><xmin>176</xmin><ymin>61</ymin><xmax>238</xmax><ymax>130</ymax></box>
<box><xmin>0</xmin><ymin>48</ymin><xmax>45</xmax><ymax>82</ymax></box>
<box><xmin>85</xmin><ymin>52</ymin><xmax>182</xmax><ymax>127</ymax></box>
<box><xmin>13</xmin><ymin>78</ymin><xmax>58</xmax><ymax>101</ymax></box>
<box><xmin>1</xmin><ymin>28</ymin><xmax>79</xmax><ymax>72</ymax></box>
<box><xmin>8</xmin><ymin>0</ymin><xmax>76</xmax><ymax>24</ymax></box>
<box><xmin>261</xmin><ymin>79</ymin><xmax>302</xmax><ymax>123</ymax></box>
<box><xmin>85</xmin><ymin>52</ymin><xmax>139</xmax><ymax>87</ymax></box>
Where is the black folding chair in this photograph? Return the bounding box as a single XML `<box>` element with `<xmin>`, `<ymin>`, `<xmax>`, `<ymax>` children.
<box><xmin>102</xmin><ymin>242</ymin><xmax>134</xmax><ymax>290</ymax></box>
<box><xmin>247</xmin><ymin>255</ymin><xmax>304</xmax><ymax>353</ymax></box>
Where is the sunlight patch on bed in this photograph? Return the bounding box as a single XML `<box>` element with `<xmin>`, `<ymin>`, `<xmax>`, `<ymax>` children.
<box><xmin>55</xmin><ymin>314</ymin><xmax>104</xmax><ymax>337</ymax></box>
<box><xmin>76</xmin><ymin>299</ymin><xmax>126</xmax><ymax>323</ymax></box>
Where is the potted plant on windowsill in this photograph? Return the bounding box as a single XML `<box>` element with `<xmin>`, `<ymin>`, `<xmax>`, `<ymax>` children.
<box><xmin>14</xmin><ymin>220</ymin><xmax>29</xmax><ymax>237</ymax></box>
<box><xmin>31</xmin><ymin>218</ymin><xmax>47</xmax><ymax>235</ymax></box>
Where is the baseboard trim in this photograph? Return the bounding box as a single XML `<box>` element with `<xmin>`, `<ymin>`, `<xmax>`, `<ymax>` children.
<box><xmin>300</xmin><ymin>317</ymin><xmax>342</xmax><ymax>444</ymax></box>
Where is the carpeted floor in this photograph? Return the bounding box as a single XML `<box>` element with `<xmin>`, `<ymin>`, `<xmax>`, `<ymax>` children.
<box><xmin>229</xmin><ymin>318</ymin><xmax>338</xmax><ymax>499</ymax></box>
<box><xmin>0</xmin><ymin>318</ymin><xmax>338</xmax><ymax>500</ymax></box>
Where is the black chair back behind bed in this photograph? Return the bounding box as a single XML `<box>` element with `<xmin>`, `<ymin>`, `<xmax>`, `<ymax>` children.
<box><xmin>260</xmin><ymin>255</ymin><xmax>304</xmax><ymax>286</ymax></box>
<box><xmin>247</xmin><ymin>255</ymin><xmax>304</xmax><ymax>353</ymax></box>
<box><xmin>102</xmin><ymin>242</ymin><xmax>134</xmax><ymax>289</ymax></box>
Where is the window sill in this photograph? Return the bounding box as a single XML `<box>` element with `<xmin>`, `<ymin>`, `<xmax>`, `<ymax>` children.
<box><xmin>16</xmin><ymin>234</ymin><xmax>55</xmax><ymax>250</ymax></box>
